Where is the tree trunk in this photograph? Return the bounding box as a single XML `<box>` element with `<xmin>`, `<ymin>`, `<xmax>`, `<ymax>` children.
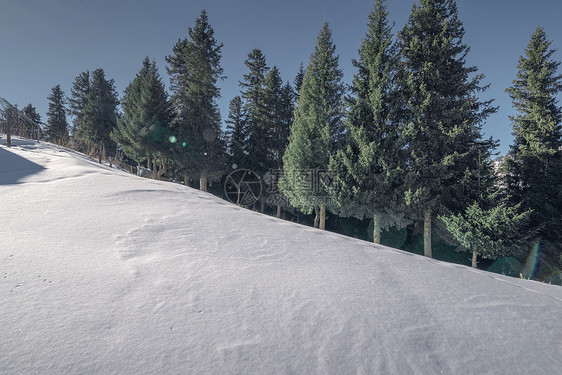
<box><xmin>319</xmin><ymin>204</ymin><xmax>326</xmax><ymax>230</ymax></box>
<box><xmin>424</xmin><ymin>210</ymin><xmax>432</xmax><ymax>258</ymax></box>
<box><xmin>276</xmin><ymin>203</ymin><xmax>282</xmax><ymax>218</ymax></box>
<box><xmin>154</xmin><ymin>158</ymin><xmax>167</xmax><ymax>180</ymax></box>
<box><xmin>313</xmin><ymin>207</ymin><xmax>319</xmax><ymax>228</ymax></box>
<box><xmin>98</xmin><ymin>141</ymin><xmax>103</xmax><ymax>164</ymax></box>
<box><xmin>184</xmin><ymin>176</ymin><xmax>189</xmax><ymax>187</ymax></box>
<box><xmin>472</xmin><ymin>250</ymin><xmax>478</xmax><ymax>268</ymax></box>
<box><xmin>373</xmin><ymin>212</ymin><xmax>382</xmax><ymax>244</ymax></box>
<box><xmin>260</xmin><ymin>200</ymin><xmax>265</xmax><ymax>213</ymax></box>
<box><xmin>199</xmin><ymin>176</ymin><xmax>208</xmax><ymax>192</ymax></box>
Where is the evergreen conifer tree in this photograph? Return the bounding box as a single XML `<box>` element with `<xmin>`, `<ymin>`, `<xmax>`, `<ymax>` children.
<box><xmin>503</xmin><ymin>26</ymin><xmax>562</xmax><ymax>273</ymax></box>
<box><xmin>239</xmin><ymin>49</ymin><xmax>270</xmax><ymax>175</ymax></box>
<box><xmin>166</xmin><ymin>10</ymin><xmax>225</xmax><ymax>191</ymax></box>
<box><xmin>22</xmin><ymin>104</ymin><xmax>41</xmax><ymax>125</ymax></box>
<box><xmin>45</xmin><ymin>85</ymin><xmax>69</xmax><ymax>144</ymax></box>
<box><xmin>68</xmin><ymin>71</ymin><xmax>91</xmax><ymax>137</ymax></box>
<box><xmin>77</xmin><ymin>69</ymin><xmax>119</xmax><ymax>162</ymax></box>
<box><xmin>111</xmin><ymin>57</ymin><xmax>173</xmax><ymax>179</ymax></box>
<box><xmin>280</xmin><ymin>22</ymin><xmax>345</xmax><ymax>230</ymax></box>
<box><xmin>293</xmin><ymin>63</ymin><xmax>305</xmax><ymax>99</ymax></box>
<box><xmin>225</xmin><ymin>95</ymin><xmax>246</xmax><ymax>168</ymax></box>
<box><xmin>328</xmin><ymin>0</ymin><xmax>406</xmax><ymax>243</ymax></box>
<box><xmin>398</xmin><ymin>0</ymin><xmax>497</xmax><ymax>257</ymax></box>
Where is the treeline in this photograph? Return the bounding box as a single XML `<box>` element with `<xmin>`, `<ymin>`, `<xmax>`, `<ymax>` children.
<box><xmin>27</xmin><ymin>0</ymin><xmax>561</xmax><ymax>281</ymax></box>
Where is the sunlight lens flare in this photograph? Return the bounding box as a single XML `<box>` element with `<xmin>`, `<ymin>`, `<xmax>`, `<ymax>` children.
<box><xmin>522</xmin><ymin>242</ymin><xmax>540</xmax><ymax>279</ymax></box>
<box><xmin>169</xmin><ymin>136</ymin><xmax>177</xmax><ymax>143</ymax></box>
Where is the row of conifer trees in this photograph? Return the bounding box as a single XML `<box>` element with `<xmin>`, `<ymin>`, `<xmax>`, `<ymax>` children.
<box><xmin>30</xmin><ymin>0</ymin><xmax>561</xmax><ymax>278</ymax></box>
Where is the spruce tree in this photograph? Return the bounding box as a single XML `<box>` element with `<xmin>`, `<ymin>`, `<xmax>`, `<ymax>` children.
<box><xmin>398</xmin><ymin>0</ymin><xmax>497</xmax><ymax>257</ymax></box>
<box><xmin>45</xmin><ymin>85</ymin><xmax>69</xmax><ymax>144</ymax></box>
<box><xmin>77</xmin><ymin>69</ymin><xmax>119</xmax><ymax>162</ymax></box>
<box><xmin>22</xmin><ymin>104</ymin><xmax>41</xmax><ymax>125</ymax></box>
<box><xmin>262</xmin><ymin>67</ymin><xmax>294</xmax><ymax>215</ymax></box>
<box><xmin>239</xmin><ymin>49</ymin><xmax>270</xmax><ymax>175</ymax></box>
<box><xmin>503</xmin><ymin>26</ymin><xmax>562</xmax><ymax>273</ymax></box>
<box><xmin>111</xmin><ymin>57</ymin><xmax>173</xmax><ymax>179</ymax></box>
<box><xmin>22</xmin><ymin>104</ymin><xmax>42</xmax><ymax>139</ymax></box>
<box><xmin>225</xmin><ymin>95</ymin><xmax>246</xmax><ymax>168</ymax></box>
<box><xmin>166</xmin><ymin>10</ymin><xmax>225</xmax><ymax>191</ymax></box>
<box><xmin>293</xmin><ymin>62</ymin><xmax>305</xmax><ymax>99</ymax></box>
<box><xmin>440</xmin><ymin>192</ymin><xmax>530</xmax><ymax>269</ymax></box>
<box><xmin>68</xmin><ymin>71</ymin><xmax>91</xmax><ymax>137</ymax></box>
<box><xmin>280</xmin><ymin>22</ymin><xmax>345</xmax><ymax>230</ymax></box>
<box><xmin>328</xmin><ymin>0</ymin><xmax>406</xmax><ymax>243</ymax></box>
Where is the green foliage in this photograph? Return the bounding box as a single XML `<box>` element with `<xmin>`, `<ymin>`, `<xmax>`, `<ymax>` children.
<box><xmin>502</xmin><ymin>26</ymin><xmax>562</xmax><ymax>270</ymax></box>
<box><xmin>439</xmin><ymin>195</ymin><xmax>530</xmax><ymax>260</ymax></box>
<box><xmin>398</xmin><ymin>0</ymin><xmax>497</xmax><ymax>218</ymax></box>
<box><xmin>22</xmin><ymin>104</ymin><xmax>41</xmax><ymax>127</ymax></box>
<box><xmin>68</xmin><ymin>71</ymin><xmax>91</xmax><ymax>137</ymax></box>
<box><xmin>45</xmin><ymin>85</ymin><xmax>69</xmax><ymax>144</ymax></box>
<box><xmin>328</xmin><ymin>0</ymin><xmax>408</xmax><ymax>234</ymax></box>
<box><xmin>240</xmin><ymin>49</ymin><xmax>270</xmax><ymax>174</ymax></box>
<box><xmin>225</xmin><ymin>95</ymin><xmax>246</xmax><ymax>168</ymax></box>
<box><xmin>280</xmin><ymin>22</ymin><xmax>345</xmax><ymax>214</ymax></box>
<box><xmin>111</xmin><ymin>57</ymin><xmax>173</xmax><ymax>172</ymax></box>
<box><xmin>77</xmin><ymin>69</ymin><xmax>119</xmax><ymax>157</ymax></box>
<box><xmin>293</xmin><ymin>62</ymin><xmax>305</xmax><ymax>99</ymax></box>
<box><xmin>166</xmin><ymin>9</ymin><xmax>225</xmax><ymax>184</ymax></box>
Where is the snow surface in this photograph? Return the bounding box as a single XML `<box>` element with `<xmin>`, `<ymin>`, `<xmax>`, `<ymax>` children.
<box><xmin>1</xmin><ymin>138</ymin><xmax>561</xmax><ymax>374</ymax></box>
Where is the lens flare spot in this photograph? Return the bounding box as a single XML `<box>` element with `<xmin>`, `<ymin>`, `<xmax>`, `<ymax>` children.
<box><xmin>169</xmin><ymin>136</ymin><xmax>177</xmax><ymax>143</ymax></box>
<box><xmin>182</xmin><ymin>142</ymin><xmax>187</xmax><ymax>147</ymax></box>
<box><xmin>522</xmin><ymin>242</ymin><xmax>540</xmax><ymax>279</ymax></box>
<box><xmin>204</xmin><ymin>152</ymin><xmax>208</xmax><ymax>156</ymax></box>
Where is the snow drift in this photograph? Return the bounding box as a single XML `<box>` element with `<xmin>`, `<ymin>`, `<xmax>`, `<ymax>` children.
<box><xmin>1</xmin><ymin>138</ymin><xmax>561</xmax><ymax>374</ymax></box>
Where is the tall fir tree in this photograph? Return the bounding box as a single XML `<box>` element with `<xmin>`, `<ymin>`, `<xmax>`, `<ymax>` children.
<box><xmin>22</xmin><ymin>104</ymin><xmax>41</xmax><ymax>125</ymax></box>
<box><xmin>280</xmin><ymin>22</ymin><xmax>345</xmax><ymax>230</ymax></box>
<box><xmin>502</xmin><ymin>26</ymin><xmax>562</xmax><ymax>274</ymax></box>
<box><xmin>328</xmin><ymin>0</ymin><xmax>406</xmax><ymax>243</ymax></box>
<box><xmin>398</xmin><ymin>0</ymin><xmax>497</xmax><ymax>257</ymax></box>
<box><xmin>68</xmin><ymin>71</ymin><xmax>91</xmax><ymax>138</ymax></box>
<box><xmin>111</xmin><ymin>57</ymin><xmax>174</xmax><ymax>179</ymax></box>
<box><xmin>77</xmin><ymin>69</ymin><xmax>119</xmax><ymax>162</ymax></box>
<box><xmin>45</xmin><ymin>85</ymin><xmax>69</xmax><ymax>144</ymax></box>
<box><xmin>239</xmin><ymin>49</ymin><xmax>270</xmax><ymax>175</ymax></box>
<box><xmin>293</xmin><ymin>62</ymin><xmax>305</xmax><ymax>99</ymax></box>
<box><xmin>262</xmin><ymin>66</ymin><xmax>294</xmax><ymax>215</ymax></box>
<box><xmin>225</xmin><ymin>95</ymin><xmax>246</xmax><ymax>168</ymax></box>
<box><xmin>166</xmin><ymin>10</ymin><xmax>225</xmax><ymax>191</ymax></box>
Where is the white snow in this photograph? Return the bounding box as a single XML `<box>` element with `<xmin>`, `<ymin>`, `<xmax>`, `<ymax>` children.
<box><xmin>1</xmin><ymin>137</ymin><xmax>561</xmax><ymax>374</ymax></box>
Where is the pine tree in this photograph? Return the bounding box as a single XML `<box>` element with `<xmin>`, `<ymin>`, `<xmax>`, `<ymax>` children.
<box><xmin>225</xmin><ymin>95</ymin><xmax>246</xmax><ymax>168</ymax></box>
<box><xmin>22</xmin><ymin>104</ymin><xmax>41</xmax><ymax>125</ymax></box>
<box><xmin>68</xmin><ymin>71</ymin><xmax>91</xmax><ymax>137</ymax></box>
<box><xmin>398</xmin><ymin>0</ymin><xmax>497</xmax><ymax>257</ymax></box>
<box><xmin>45</xmin><ymin>85</ymin><xmax>69</xmax><ymax>144</ymax></box>
<box><xmin>440</xmin><ymin>195</ymin><xmax>530</xmax><ymax>268</ymax></box>
<box><xmin>166</xmin><ymin>10</ymin><xmax>225</xmax><ymax>191</ymax></box>
<box><xmin>293</xmin><ymin>62</ymin><xmax>305</xmax><ymax>99</ymax></box>
<box><xmin>503</xmin><ymin>26</ymin><xmax>562</xmax><ymax>273</ymax></box>
<box><xmin>280</xmin><ymin>22</ymin><xmax>345</xmax><ymax>230</ymax></box>
<box><xmin>328</xmin><ymin>0</ymin><xmax>406</xmax><ymax>243</ymax></box>
<box><xmin>77</xmin><ymin>69</ymin><xmax>119</xmax><ymax>162</ymax></box>
<box><xmin>262</xmin><ymin>67</ymin><xmax>294</xmax><ymax>215</ymax></box>
<box><xmin>239</xmin><ymin>49</ymin><xmax>270</xmax><ymax>175</ymax></box>
<box><xmin>111</xmin><ymin>57</ymin><xmax>173</xmax><ymax>179</ymax></box>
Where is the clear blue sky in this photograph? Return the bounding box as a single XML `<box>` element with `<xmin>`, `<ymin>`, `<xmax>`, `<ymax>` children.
<box><xmin>2</xmin><ymin>0</ymin><xmax>561</xmax><ymax>155</ymax></box>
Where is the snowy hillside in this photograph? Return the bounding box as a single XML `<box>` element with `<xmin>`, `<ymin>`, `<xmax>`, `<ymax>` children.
<box><xmin>1</xmin><ymin>138</ymin><xmax>561</xmax><ymax>374</ymax></box>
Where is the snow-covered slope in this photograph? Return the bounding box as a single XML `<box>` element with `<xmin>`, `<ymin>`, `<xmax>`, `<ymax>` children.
<box><xmin>1</xmin><ymin>138</ymin><xmax>561</xmax><ymax>374</ymax></box>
